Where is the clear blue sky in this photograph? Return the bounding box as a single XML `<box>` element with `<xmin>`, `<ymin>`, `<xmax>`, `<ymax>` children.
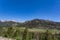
<box><xmin>0</xmin><ymin>0</ymin><xmax>60</xmax><ymax>22</ymax></box>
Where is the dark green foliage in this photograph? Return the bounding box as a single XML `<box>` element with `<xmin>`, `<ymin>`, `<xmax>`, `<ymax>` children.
<box><xmin>28</xmin><ymin>32</ymin><xmax>32</xmax><ymax>40</ymax></box>
<box><xmin>22</xmin><ymin>27</ymin><xmax>28</xmax><ymax>40</ymax></box>
<box><xmin>4</xmin><ymin>27</ymin><xmax>15</xmax><ymax>37</ymax></box>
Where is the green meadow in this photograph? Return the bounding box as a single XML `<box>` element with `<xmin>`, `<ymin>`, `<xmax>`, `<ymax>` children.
<box><xmin>0</xmin><ymin>27</ymin><xmax>60</xmax><ymax>40</ymax></box>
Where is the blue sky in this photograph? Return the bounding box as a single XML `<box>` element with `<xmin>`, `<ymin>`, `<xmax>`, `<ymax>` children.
<box><xmin>0</xmin><ymin>0</ymin><xmax>60</xmax><ymax>22</ymax></box>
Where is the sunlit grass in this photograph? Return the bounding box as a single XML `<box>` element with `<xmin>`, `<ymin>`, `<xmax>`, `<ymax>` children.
<box><xmin>19</xmin><ymin>27</ymin><xmax>60</xmax><ymax>34</ymax></box>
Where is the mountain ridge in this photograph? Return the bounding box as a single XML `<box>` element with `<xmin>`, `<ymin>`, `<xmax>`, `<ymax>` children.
<box><xmin>0</xmin><ymin>19</ymin><xmax>60</xmax><ymax>29</ymax></box>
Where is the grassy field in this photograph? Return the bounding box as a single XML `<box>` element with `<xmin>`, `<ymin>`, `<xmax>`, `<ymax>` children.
<box><xmin>0</xmin><ymin>27</ymin><xmax>60</xmax><ymax>40</ymax></box>
<box><xmin>19</xmin><ymin>27</ymin><xmax>60</xmax><ymax>34</ymax></box>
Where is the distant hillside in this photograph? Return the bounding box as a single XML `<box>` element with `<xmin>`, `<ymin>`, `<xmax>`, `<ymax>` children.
<box><xmin>24</xmin><ymin>19</ymin><xmax>60</xmax><ymax>29</ymax></box>
<box><xmin>0</xmin><ymin>19</ymin><xmax>60</xmax><ymax>29</ymax></box>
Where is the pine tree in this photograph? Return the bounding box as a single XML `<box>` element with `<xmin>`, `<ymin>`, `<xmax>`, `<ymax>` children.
<box><xmin>22</xmin><ymin>27</ymin><xmax>28</xmax><ymax>40</ymax></box>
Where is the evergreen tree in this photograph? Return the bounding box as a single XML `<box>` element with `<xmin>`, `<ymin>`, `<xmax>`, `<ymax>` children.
<box><xmin>22</xmin><ymin>27</ymin><xmax>28</xmax><ymax>40</ymax></box>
